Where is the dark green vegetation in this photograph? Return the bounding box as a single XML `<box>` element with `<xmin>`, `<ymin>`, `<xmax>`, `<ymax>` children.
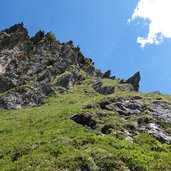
<box><xmin>0</xmin><ymin>79</ymin><xmax>171</xmax><ymax>171</ymax></box>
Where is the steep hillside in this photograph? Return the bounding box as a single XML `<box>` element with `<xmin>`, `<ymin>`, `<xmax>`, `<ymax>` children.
<box><xmin>0</xmin><ymin>23</ymin><xmax>171</xmax><ymax>171</ymax></box>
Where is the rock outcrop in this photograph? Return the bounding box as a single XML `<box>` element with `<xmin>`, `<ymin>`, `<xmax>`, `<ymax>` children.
<box><xmin>149</xmin><ymin>101</ymin><xmax>171</xmax><ymax>124</ymax></box>
<box><xmin>0</xmin><ymin>23</ymin><xmax>99</xmax><ymax>109</ymax></box>
<box><xmin>79</xmin><ymin>96</ymin><xmax>171</xmax><ymax>144</ymax></box>
<box><xmin>93</xmin><ymin>81</ymin><xmax>114</xmax><ymax>95</ymax></box>
<box><xmin>103</xmin><ymin>70</ymin><xmax>111</xmax><ymax>78</ymax></box>
<box><xmin>0</xmin><ymin>24</ymin><xmax>143</xmax><ymax>109</ymax></box>
<box><xmin>99</xmin><ymin>96</ymin><xmax>145</xmax><ymax>115</ymax></box>
<box><xmin>125</xmin><ymin>72</ymin><xmax>141</xmax><ymax>91</ymax></box>
<box><xmin>147</xmin><ymin>123</ymin><xmax>171</xmax><ymax>144</ymax></box>
<box><xmin>120</xmin><ymin>72</ymin><xmax>141</xmax><ymax>91</ymax></box>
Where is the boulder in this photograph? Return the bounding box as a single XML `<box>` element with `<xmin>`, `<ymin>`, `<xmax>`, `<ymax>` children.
<box><xmin>93</xmin><ymin>81</ymin><xmax>114</xmax><ymax>95</ymax></box>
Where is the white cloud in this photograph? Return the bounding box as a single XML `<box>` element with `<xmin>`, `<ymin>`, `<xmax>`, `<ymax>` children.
<box><xmin>129</xmin><ymin>0</ymin><xmax>171</xmax><ymax>47</ymax></box>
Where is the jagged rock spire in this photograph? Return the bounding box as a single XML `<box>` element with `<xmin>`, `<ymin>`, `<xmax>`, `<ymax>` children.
<box><xmin>125</xmin><ymin>71</ymin><xmax>141</xmax><ymax>91</ymax></box>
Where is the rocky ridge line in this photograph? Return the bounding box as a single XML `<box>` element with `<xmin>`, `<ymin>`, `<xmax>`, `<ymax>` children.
<box><xmin>0</xmin><ymin>23</ymin><xmax>140</xmax><ymax>109</ymax></box>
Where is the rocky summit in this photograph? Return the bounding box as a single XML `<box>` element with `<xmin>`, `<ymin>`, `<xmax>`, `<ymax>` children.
<box><xmin>0</xmin><ymin>24</ymin><xmax>171</xmax><ymax>171</ymax></box>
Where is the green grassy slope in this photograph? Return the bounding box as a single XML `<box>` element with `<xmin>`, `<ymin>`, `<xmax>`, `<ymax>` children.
<box><xmin>0</xmin><ymin>79</ymin><xmax>171</xmax><ymax>171</ymax></box>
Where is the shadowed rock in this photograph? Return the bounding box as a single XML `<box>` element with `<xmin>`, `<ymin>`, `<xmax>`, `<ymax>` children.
<box><xmin>125</xmin><ymin>72</ymin><xmax>140</xmax><ymax>91</ymax></box>
<box><xmin>71</xmin><ymin>114</ymin><xmax>97</xmax><ymax>128</ymax></box>
<box><xmin>101</xmin><ymin>124</ymin><xmax>114</xmax><ymax>134</ymax></box>
<box><xmin>30</xmin><ymin>30</ymin><xmax>45</xmax><ymax>45</ymax></box>
<box><xmin>103</xmin><ymin>70</ymin><xmax>111</xmax><ymax>78</ymax></box>
<box><xmin>121</xmin><ymin>72</ymin><xmax>141</xmax><ymax>92</ymax></box>
<box><xmin>93</xmin><ymin>81</ymin><xmax>114</xmax><ymax>95</ymax></box>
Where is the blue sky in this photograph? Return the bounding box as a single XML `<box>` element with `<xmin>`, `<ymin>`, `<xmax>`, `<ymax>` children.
<box><xmin>1</xmin><ymin>0</ymin><xmax>171</xmax><ymax>94</ymax></box>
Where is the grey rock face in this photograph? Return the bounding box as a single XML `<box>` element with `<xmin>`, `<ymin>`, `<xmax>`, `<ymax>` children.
<box><xmin>121</xmin><ymin>72</ymin><xmax>141</xmax><ymax>92</ymax></box>
<box><xmin>125</xmin><ymin>72</ymin><xmax>140</xmax><ymax>91</ymax></box>
<box><xmin>150</xmin><ymin>101</ymin><xmax>171</xmax><ymax>124</ymax></box>
<box><xmin>0</xmin><ymin>84</ymin><xmax>55</xmax><ymax>109</ymax></box>
<box><xmin>0</xmin><ymin>23</ymin><xmax>97</xmax><ymax>109</ymax></box>
<box><xmin>115</xmin><ymin>98</ymin><xmax>145</xmax><ymax>116</ymax></box>
<box><xmin>56</xmin><ymin>73</ymin><xmax>75</xmax><ymax>89</ymax></box>
<box><xmin>55</xmin><ymin>69</ymin><xmax>84</xmax><ymax>90</ymax></box>
<box><xmin>98</xmin><ymin>86</ymin><xmax>114</xmax><ymax>95</ymax></box>
<box><xmin>93</xmin><ymin>81</ymin><xmax>114</xmax><ymax>95</ymax></box>
<box><xmin>147</xmin><ymin>123</ymin><xmax>171</xmax><ymax>144</ymax></box>
<box><xmin>0</xmin><ymin>88</ymin><xmax>41</xmax><ymax>109</ymax></box>
<box><xmin>99</xmin><ymin>96</ymin><xmax>145</xmax><ymax>115</ymax></box>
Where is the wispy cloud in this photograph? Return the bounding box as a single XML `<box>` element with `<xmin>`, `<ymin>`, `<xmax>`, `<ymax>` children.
<box><xmin>129</xmin><ymin>0</ymin><xmax>171</xmax><ymax>47</ymax></box>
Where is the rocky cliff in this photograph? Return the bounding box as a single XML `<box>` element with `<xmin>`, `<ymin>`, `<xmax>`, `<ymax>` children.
<box><xmin>0</xmin><ymin>23</ymin><xmax>139</xmax><ymax>109</ymax></box>
<box><xmin>0</xmin><ymin>24</ymin><xmax>171</xmax><ymax>171</ymax></box>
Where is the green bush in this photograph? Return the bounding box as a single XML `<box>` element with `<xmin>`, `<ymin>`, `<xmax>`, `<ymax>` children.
<box><xmin>46</xmin><ymin>32</ymin><xmax>56</xmax><ymax>41</ymax></box>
